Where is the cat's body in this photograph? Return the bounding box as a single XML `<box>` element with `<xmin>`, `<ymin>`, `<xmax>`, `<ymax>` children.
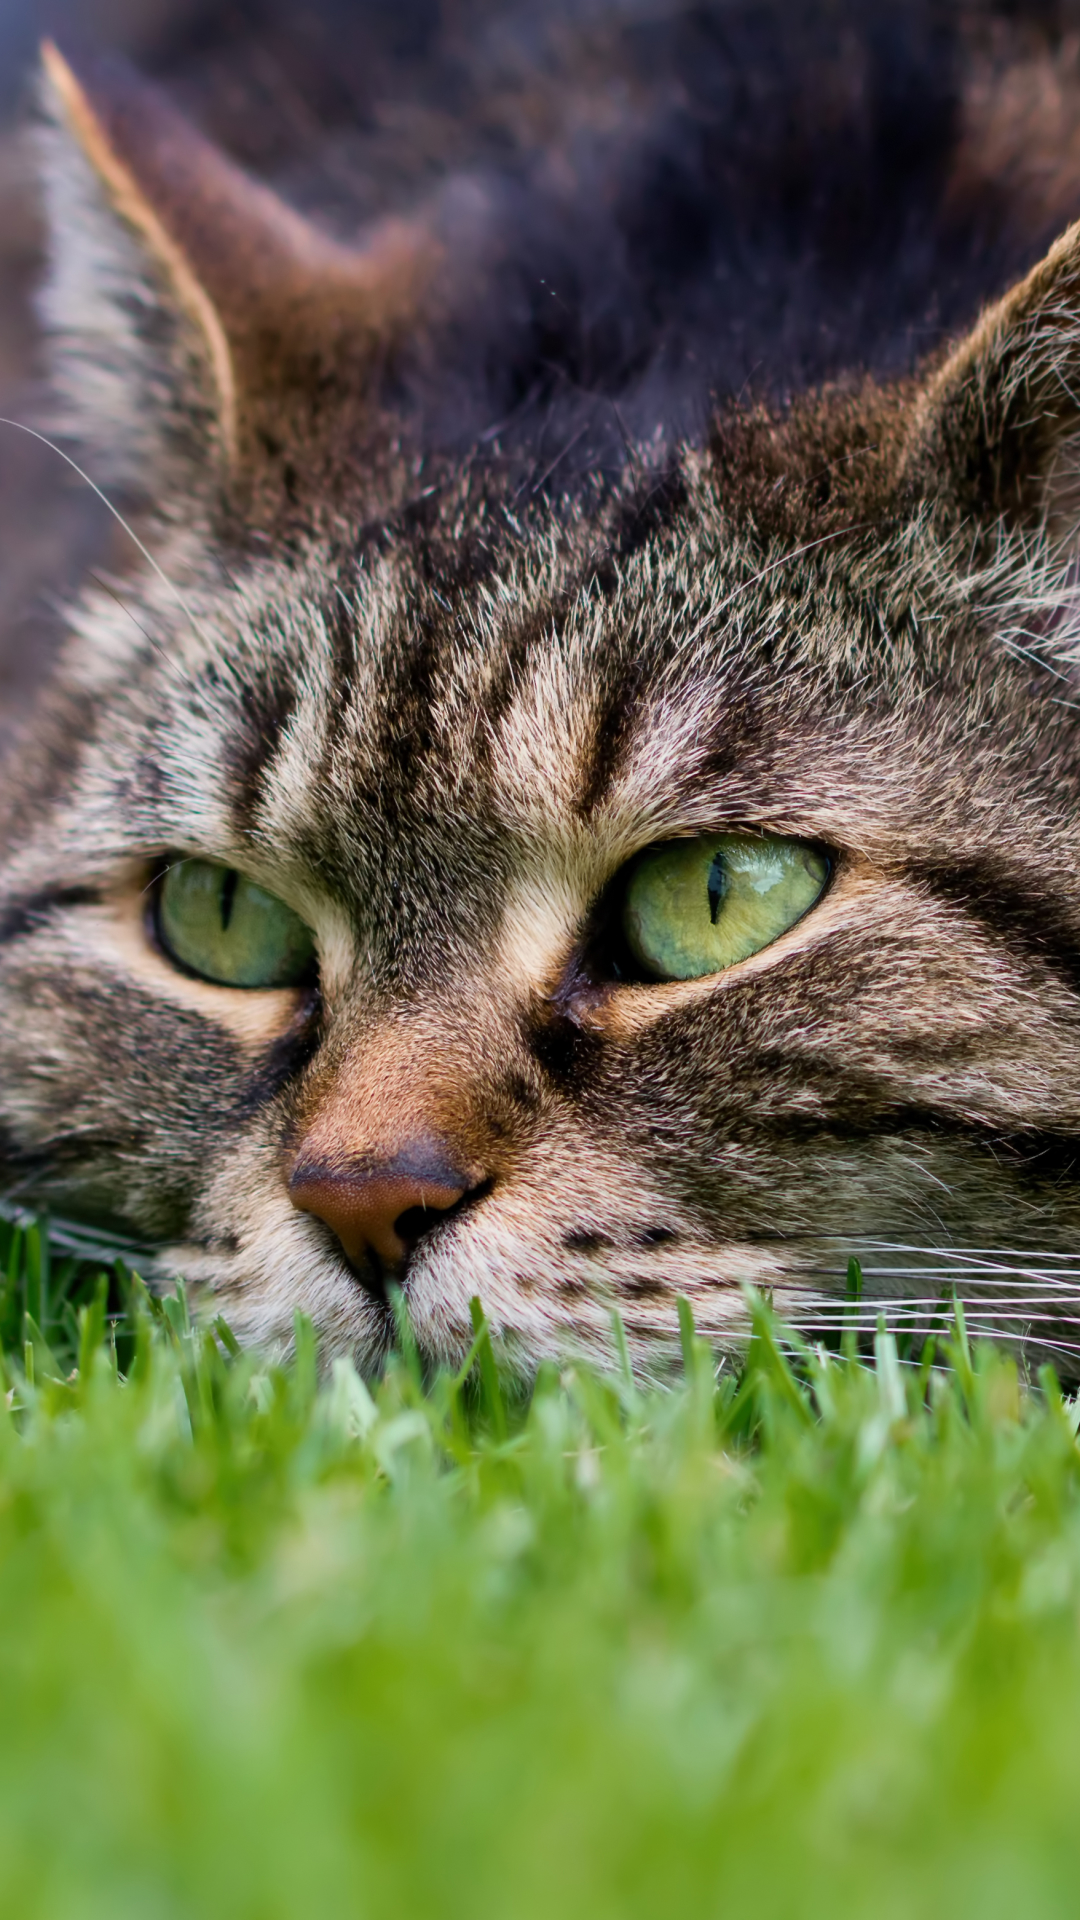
<box><xmin>5</xmin><ymin>2</ymin><xmax>1080</xmax><ymax>1377</ymax></box>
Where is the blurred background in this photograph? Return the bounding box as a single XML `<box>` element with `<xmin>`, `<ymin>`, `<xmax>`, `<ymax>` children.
<box><xmin>0</xmin><ymin>0</ymin><xmax>472</xmax><ymax>749</ymax></box>
<box><xmin>4</xmin><ymin>0</ymin><xmax>1080</xmax><ymax>752</ymax></box>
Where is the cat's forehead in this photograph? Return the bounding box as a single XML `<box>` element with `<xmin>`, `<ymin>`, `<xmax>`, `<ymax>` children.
<box><xmin>210</xmin><ymin>468</ymin><xmax>977</xmax><ymax>900</ymax></box>
<box><xmin>59</xmin><ymin>454</ymin><xmax>1010</xmax><ymax>946</ymax></box>
<box><xmin>279</xmin><ymin>482</ymin><xmax>938</xmax><ymax>763</ymax></box>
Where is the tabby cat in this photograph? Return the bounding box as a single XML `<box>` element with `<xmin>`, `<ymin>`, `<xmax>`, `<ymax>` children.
<box><xmin>6</xmin><ymin>4</ymin><xmax>1080</xmax><ymax>1378</ymax></box>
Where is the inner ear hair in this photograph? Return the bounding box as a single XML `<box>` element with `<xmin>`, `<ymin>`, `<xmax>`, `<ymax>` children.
<box><xmin>900</xmin><ymin>217</ymin><xmax>1080</xmax><ymax>545</ymax></box>
<box><xmin>39</xmin><ymin>41</ymin><xmax>444</xmax><ymax>526</ymax></box>
<box><xmin>41</xmin><ymin>40</ymin><xmax>237</xmax><ymax>465</ymax></box>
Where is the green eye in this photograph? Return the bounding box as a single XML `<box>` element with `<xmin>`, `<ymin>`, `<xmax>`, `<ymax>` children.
<box><xmin>621</xmin><ymin>833</ymin><xmax>829</xmax><ymax>982</ymax></box>
<box><xmin>156</xmin><ymin>860</ymin><xmax>315</xmax><ymax>989</ymax></box>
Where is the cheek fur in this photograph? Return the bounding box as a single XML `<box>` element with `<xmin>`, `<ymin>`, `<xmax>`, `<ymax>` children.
<box><xmin>12</xmin><ymin>11</ymin><xmax>1080</xmax><ymax>1380</ymax></box>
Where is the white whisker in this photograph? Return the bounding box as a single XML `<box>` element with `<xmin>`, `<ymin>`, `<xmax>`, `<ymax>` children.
<box><xmin>88</xmin><ymin>572</ymin><xmax>196</xmax><ymax>690</ymax></box>
<box><xmin>795</xmin><ymin>1272</ymin><xmax>1080</xmax><ymax>1294</ymax></box>
<box><xmin>679</xmin><ymin>523</ymin><xmax>868</xmax><ymax>651</ymax></box>
<box><xmin>0</xmin><ymin>418</ymin><xmax>210</xmax><ymax>658</ymax></box>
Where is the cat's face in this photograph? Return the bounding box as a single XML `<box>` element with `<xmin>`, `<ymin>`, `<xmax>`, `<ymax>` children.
<box><xmin>6</xmin><ymin>48</ymin><xmax>1080</xmax><ymax>1377</ymax></box>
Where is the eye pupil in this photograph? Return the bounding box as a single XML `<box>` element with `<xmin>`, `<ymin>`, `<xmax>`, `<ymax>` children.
<box><xmin>707</xmin><ymin>853</ymin><xmax>727</xmax><ymax>926</ymax></box>
<box><xmin>219</xmin><ymin>867</ymin><xmax>239</xmax><ymax>933</ymax></box>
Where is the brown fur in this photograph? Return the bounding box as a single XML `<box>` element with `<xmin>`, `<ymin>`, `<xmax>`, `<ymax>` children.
<box><xmin>39</xmin><ymin>45</ymin><xmax>445</xmax><ymax>529</ymax></box>
<box><xmin>8</xmin><ymin>18</ymin><xmax>1080</xmax><ymax>1380</ymax></box>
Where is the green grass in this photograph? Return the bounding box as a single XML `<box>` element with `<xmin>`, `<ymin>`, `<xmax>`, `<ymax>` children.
<box><xmin>3</xmin><ymin>1215</ymin><xmax>1080</xmax><ymax>1915</ymax></box>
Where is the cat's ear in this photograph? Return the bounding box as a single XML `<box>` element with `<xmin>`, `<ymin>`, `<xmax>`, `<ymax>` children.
<box><xmin>900</xmin><ymin>221</ymin><xmax>1080</xmax><ymax>544</ymax></box>
<box><xmin>36</xmin><ymin>42</ymin><xmax>440</xmax><ymax>526</ymax></box>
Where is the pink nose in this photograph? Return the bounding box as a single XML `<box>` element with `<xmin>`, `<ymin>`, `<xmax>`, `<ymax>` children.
<box><xmin>289</xmin><ymin>1144</ymin><xmax>469</xmax><ymax>1269</ymax></box>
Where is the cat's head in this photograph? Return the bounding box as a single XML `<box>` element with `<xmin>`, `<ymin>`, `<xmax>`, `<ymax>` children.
<box><xmin>5</xmin><ymin>46</ymin><xmax>1080</xmax><ymax>1376</ymax></box>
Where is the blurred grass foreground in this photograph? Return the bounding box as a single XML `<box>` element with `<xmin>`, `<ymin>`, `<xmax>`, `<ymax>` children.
<box><xmin>3</xmin><ymin>1215</ymin><xmax>1080</xmax><ymax>1916</ymax></box>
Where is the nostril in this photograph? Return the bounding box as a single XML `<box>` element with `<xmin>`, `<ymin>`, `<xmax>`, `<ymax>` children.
<box><xmin>393</xmin><ymin>1177</ymin><xmax>492</xmax><ymax>1250</ymax></box>
<box><xmin>289</xmin><ymin>1147</ymin><xmax>489</xmax><ymax>1274</ymax></box>
<box><xmin>394</xmin><ymin>1204</ymin><xmax>445</xmax><ymax>1249</ymax></box>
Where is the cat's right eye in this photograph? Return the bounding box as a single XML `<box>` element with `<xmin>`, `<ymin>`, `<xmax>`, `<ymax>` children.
<box><xmin>155</xmin><ymin>859</ymin><xmax>316</xmax><ymax>989</ymax></box>
<box><xmin>617</xmin><ymin>832</ymin><xmax>829</xmax><ymax>982</ymax></box>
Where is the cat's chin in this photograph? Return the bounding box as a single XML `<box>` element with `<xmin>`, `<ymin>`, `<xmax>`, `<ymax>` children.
<box><xmin>13</xmin><ymin>24</ymin><xmax>1080</xmax><ymax>1386</ymax></box>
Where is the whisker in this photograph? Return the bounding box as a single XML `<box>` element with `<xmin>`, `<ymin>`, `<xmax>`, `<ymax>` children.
<box><xmin>792</xmin><ymin>1272</ymin><xmax>1080</xmax><ymax>1295</ymax></box>
<box><xmin>809</xmin><ymin>1240</ymin><xmax>1080</xmax><ymax>1262</ymax></box>
<box><xmin>759</xmin><ymin>1240</ymin><xmax>1080</xmax><ymax>1369</ymax></box>
<box><xmin>680</xmin><ymin>523</ymin><xmax>869</xmax><ymax>651</ymax></box>
<box><xmin>88</xmin><ymin>573</ymin><xmax>196</xmax><ymax>690</ymax></box>
<box><xmin>0</xmin><ymin>418</ymin><xmax>212</xmax><ymax>654</ymax></box>
<box><xmin>796</xmin><ymin>1305</ymin><xmax>1080</xmax><ymax>1326</ymax></box>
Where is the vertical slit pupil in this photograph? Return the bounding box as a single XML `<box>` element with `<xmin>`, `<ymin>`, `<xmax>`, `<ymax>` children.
<box><xmin>219</xmin><ymin>868</ymin><xmax>239</xmax><ymax>933</ymax></box>
<box><xmin>707</xmin><ymin>852</ymin><xmax>727</xmax><ymax>926</ymax></box>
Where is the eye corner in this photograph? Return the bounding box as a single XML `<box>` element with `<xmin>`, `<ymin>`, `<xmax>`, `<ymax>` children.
<box><xmin>144</xmin><ymin>852</ymin><xmax>181</xmax><ymax>957</ymax></box>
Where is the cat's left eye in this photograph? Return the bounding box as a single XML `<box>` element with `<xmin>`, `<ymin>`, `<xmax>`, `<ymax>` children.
<box><xmin>155</xmin><ymin>859</ymin><xmax>316</xmax><ymax>989</ymax></box>
<box><xmin>619</xmin><ymin>832</ymin><xmax>829</xmax><ymax>982</ymax></box>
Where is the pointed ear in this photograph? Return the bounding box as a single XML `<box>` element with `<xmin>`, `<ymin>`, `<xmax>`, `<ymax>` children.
<box><xmin>36</xmin><ymin>42</ymin><xmax>441</xmax><ymax>527</ymax></box>
<box><xmin>900</xmin><ymin>221</ymin><xmax>1080</xmax><ymax>544</ymax></box>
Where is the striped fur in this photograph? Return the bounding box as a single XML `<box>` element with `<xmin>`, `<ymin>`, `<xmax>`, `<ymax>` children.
<box><xmin>7</xmin><ymin>15</ymin><xmax>1080</xmax><ymax>1379</ymax></box>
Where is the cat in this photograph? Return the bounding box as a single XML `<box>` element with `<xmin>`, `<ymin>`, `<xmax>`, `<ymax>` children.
<box><xmin>5</xmin><ymin>1</ymin><xmax>1080</xmax><ymax>1380</ymax></box>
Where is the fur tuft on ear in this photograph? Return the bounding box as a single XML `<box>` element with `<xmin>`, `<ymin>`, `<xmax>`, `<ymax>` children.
<box><xmin>36</xmin><ymin>42</ymin><xmax>441</xmax><ymax>528</ymax></box>
<box><xmin>901</xmin><ymin>218</ymin><xmax>1080</xmax><ymax>545</ymax></box>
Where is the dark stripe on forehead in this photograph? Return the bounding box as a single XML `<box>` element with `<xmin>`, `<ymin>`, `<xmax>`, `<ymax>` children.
<box><xmin>570</xmin><ymin>473</ymin><xmax>737</xmax><ymax>819</ymax></box>
<box><xmin>318</xmin><ymin>565</ymin><xmax>456</xmax><ymax>809</ymax></box>
<box><xmin>478</xmin><ymin>602</ymin><xmax>557</xmax><ymax>752</ymax></box>
<box><xmin>377</xmin><ymin>614</ymin><xmax>443</xmax><ymax>781</ymax></box>
<box><xmin>226</xmin><ymin>661</ymin><xmax>298</xmax><ymax>835</ymax></box>
<box><xmin>573</xmin><ymin>654</ymin><xmax>648</xmax><ymax>819</ymax></box>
